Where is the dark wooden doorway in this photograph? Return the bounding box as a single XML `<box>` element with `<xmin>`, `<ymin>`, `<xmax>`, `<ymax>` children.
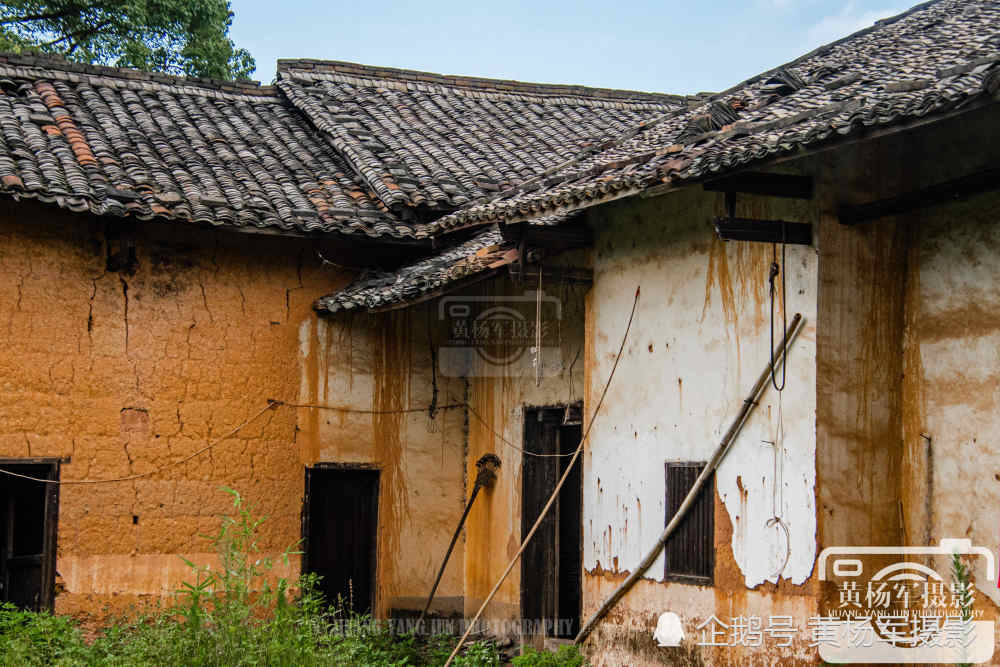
<box><xmin>0</xmin><ymin>460</ymin><xmax>60</xmax><ymax>611</ymax></box>
<box><xmin>521</xmin><ymin>406</ymin><xmax>582</xmax><ymax>640</ymax></box>
<box><xmin>303</xmin><ymin>467</ymin><xmax>379</xmax><ymax>615</ymax></box>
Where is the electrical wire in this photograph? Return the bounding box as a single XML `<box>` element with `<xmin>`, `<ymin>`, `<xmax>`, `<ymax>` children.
<box><xmin>275</xmin><ymin>400</ymin><xmax>465</xmax><ymax>415</ymax></box>
<box><xmin>443</xmin><ymin>286</ymin><xmax>640</xmax><ymax>667</ymax></box>
<box><xmin>765</xmin><ymin>393</ymin><xmax>791</xmax><ymax>580</ymax></box>
<box><xmin>535</xmin><ymin>265</ymin><xmax>542</xmax><ymax>387</ymax></box>
<box><xmin>461</xmin><ymin>397</ymin><xmax>576</xmax><ymax>459</ymax></box>
<box><xmin>0</xmin><ymin>402</ymin><xmax>278</xmax><ymax>485</ymax></box>
<box><xmin>0</xmin><ymin>391</ymin><xmax>564</xmax><ymax>486</ymax></box>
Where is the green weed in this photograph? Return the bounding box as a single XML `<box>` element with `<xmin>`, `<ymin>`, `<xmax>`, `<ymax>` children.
<box><xmin>0</xmin><ymin>487</ymin><xmax>499</xmax><ymax>667</ymax></box>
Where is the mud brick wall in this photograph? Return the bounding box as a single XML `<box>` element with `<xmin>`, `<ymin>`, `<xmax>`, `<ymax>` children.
<box><xmin>0</xmin><ymin>199</ymin><xmax>333</xmax><ymax>622</ymax></box>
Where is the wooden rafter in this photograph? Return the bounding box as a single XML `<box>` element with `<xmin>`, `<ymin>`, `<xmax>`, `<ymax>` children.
<box><xmin>838</xmin><ymin>167</ymin><xmax>1000</xmax><ymax>225</ymax></box>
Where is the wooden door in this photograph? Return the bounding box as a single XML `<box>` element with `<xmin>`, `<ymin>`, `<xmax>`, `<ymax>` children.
<box><xmin>303</xmin><ymin>467</ymin><xmax>379</xmax><ymax>615</ymax></box>
<box><xmin>521</xmin><ymin>408</ymin><xmax>582</xmax><ymax>640</ymax></box>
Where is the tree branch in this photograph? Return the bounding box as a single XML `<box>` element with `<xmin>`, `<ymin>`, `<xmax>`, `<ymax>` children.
<box><xmin>42</xmin><ymin>19</ymin><xmax>112</xmax><ymax>48</ymax></box>
<box><xmin>0</xmin><ymin>8</ymin><xmax>80</xmax><ymax>26</ymax></box>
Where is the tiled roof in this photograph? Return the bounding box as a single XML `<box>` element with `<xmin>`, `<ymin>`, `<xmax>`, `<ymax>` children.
<box><xmin>314</xmin><ymin>212</ymin><xmax>578</xmax><ymax>313</ymax></box>
<box><xmin>276</xmin><ymin>60</ymin><xmax>688</xmax><ymax>216</ymax></box>
<box><xmin>314</xmin><ymin>225</ymin><xmax>518</xmax><ymax>313</ymax></box>
<box><xmin>0</xmin><ymin>53</ymin><xmax>415</xmax><ymax>238</ymax></box>
<box><xmin>431</xmin><ymin>0</ymin><xmax>1000</xmax><ymax>231</ymax></box>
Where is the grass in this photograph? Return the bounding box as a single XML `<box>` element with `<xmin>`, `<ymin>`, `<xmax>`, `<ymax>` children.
<box><xmin>0</xmin><ymin>488</ymin><xmax>499</xmax><ymax>666</ymax></box>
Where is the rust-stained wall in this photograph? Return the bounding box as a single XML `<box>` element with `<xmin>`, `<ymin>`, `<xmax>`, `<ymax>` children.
<box><xmin>901</xmin><ymin>191</ymin><xmax>1000</xmax><ymax>616</ymax></box>
<box><xmin>297</xmin><ymin>306</ymin><xmax>469</xmax><ymax>617</ymax></box>
<box><xmin>811</xmin><ymin>107</ymin><xmax>1000</xmax><ymax>632</ymax></box>
<box><xmin>814</xmin><ymin>138</ymin><xmax>909</xmax><ymax>558</ymax></box>
<box><xmin>461</xmin><ymin>271</ymin><xmax>589</xmax><ymax>632</ymax></box>
<box><xmin>578</xmin><ymin>185</ymin><xmax>820</xmax><ymax>665</ymax></box>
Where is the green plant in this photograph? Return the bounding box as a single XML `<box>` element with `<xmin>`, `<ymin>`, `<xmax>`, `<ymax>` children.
<box><xmin>422</xmin><ymin>634</ymin><xmax>500</xmax><ymax>667</ymax></box>
<box><xmin>0</xmin><ymin>601</ymin><xmax>89</xmax><ymax>665</ymax></box>
<box><xmin>513</xmin><ymin>644</ymin><xmax>588</xmax><ymax>667</ymax></box>
<box><xmin>950</xmin><ymin>553</ymin><xmax>974</xmax><ymax>667</ymax></box>
<box><xmin>450</xmin><ymin>639</ymin><xmax>502</xmax><ymax>666</ymax></box>
<box><xmin>0</xmin><ymin>0</ymin><xmax>255</xmax><ymax>79</ymax></box>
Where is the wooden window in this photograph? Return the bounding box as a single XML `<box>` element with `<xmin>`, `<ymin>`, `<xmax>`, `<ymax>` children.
<box><xmin>664</xmin><ymin>462</ymin><xmax>714</xmax><ymax>584</ymax></box>
<box><xmin>0</xmin><ymin>459</ymin><xmax>60</xmax><ymax>611</ymax></box>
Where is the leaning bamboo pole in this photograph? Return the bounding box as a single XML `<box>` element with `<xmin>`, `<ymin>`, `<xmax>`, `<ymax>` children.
<box><xmin>574</xmin><ymin>312</ymin><xmax>805</xmax><ymax>645</ymax></box>
<box><xmin>418</xmin><ymin>454</ymin><xmax>500</xmax><ymax>625</ymax></box>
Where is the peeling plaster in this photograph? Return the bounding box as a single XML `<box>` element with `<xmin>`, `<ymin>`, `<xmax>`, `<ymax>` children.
<box><xmin>584</xmin><ymin>190</ymin><xmax>818</xmax><ymax>589</ymax></box>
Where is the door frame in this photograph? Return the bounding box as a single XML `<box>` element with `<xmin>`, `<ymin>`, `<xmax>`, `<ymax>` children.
<box><xmin>519</xmin><ymin>404</ymin><xmax>583</xmax><ymax>640</ymax></box>
<box><xmin>301</xmin><ymin>463</ymin><xmax>380</xmax><ymax>614</ymax></box>
<box><xmin>0</xmin><ymin>458</ymin><xmax>61</xmax><ymax>611</ymax></box>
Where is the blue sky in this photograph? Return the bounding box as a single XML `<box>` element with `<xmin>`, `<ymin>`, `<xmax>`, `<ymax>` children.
<box><xmin>229</xmin><ymin>0</ymin><xmax>904</xmax><ymax>94</ymax></box>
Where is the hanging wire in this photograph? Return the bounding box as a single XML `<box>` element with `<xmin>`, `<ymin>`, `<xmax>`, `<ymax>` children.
<box><xmin>769</xmin><ymin>231</ymin><xmax>788</xmax><ymax>392</ymax></box>
<box><xmin>278</xmin><ymin>400</ymin><xmax>465</xmax><ymax>414</ymax></box>
<box><xmin>426</xmin><ymin>303</ymin><xmax>439</xmax><ymax>420</ymax></box>
<box><xmin>460</xmin><ymin>396</ymin><xmax>576</xmax><ymax>458</ymax></box>
<box><xmin>0</xmin><ymin>389</ymin><xmax>572</xmax><ymax>487</ymax></box>
<box><xmin>534</xmin><ymin>263</ymin><xmax>543</xmax><ymax>387</ymax></box>
<box><xmin>765</xmin><ymin>393</ymin><xmax>791</xmax><ymax>579</ymax></box>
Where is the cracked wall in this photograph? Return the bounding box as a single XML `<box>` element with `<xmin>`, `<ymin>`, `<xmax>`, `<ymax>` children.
<box><xmin>0</xmin><ymin>199</ymin><xmax>343</xmax><ymax>623</ymax></box>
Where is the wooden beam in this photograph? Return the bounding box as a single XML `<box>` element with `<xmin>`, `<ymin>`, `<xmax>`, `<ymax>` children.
<box><xmin>838</xmin><ymin>167</ymin><xmax>1000</xmax><ymax>225</ymax></box>
<box><xmin>703</xmin><ymin>172</ymin><xmax>813</xmax><ymax>199</ymax></box>
<box><xmin>503</xmin><ymin>220</ymin><xmax>593</xmax><ymax>248</ymax></box>
<box><xmin>509</xmin><ymin>265</ymin><xmax>594</xmax><ymax>284</ymax></box>
<box><xmin>713</xmin><ymin>218</ymin><xmax>812</xmax><ymax>245</ymax></box>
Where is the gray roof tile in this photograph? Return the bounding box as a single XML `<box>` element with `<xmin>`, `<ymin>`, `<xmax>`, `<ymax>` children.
<box><xmin>0</xmin><ymin>53</ymin><xmax>410</xmax><ymax>238</ymax></box>
<box><xmin>276</xmin><ymin>60</ymin><xmax>690</xmax><ymax>216</ymax></box>
<box><xmin>315</xmin><ymin>213</ymin><xmax>576</xmax><ymax>313</ymax></box>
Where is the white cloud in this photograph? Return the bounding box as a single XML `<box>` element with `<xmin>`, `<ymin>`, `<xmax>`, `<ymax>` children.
<box><xmin>805</xmin><ymin>1</ymin><xmax>904</xmax><ymax>46</ymax></box>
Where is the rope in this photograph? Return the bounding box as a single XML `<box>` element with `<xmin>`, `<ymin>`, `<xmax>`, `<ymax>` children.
<box><xmin>443</xmin><ymin>286</ymin><xmax>640</xmax><ymax>667</ymax></box>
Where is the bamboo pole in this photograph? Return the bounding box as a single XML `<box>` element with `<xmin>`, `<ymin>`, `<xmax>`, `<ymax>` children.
<box><xmin>574</xmin><ymin>313</ymin><xmax>805</xmax><ymax>645</ymax></box>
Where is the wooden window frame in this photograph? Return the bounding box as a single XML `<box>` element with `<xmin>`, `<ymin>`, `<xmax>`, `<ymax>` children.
<box><xmin>663</xmin><ymin>461</ymin><xmax>714</xmax><ymax>585</ymax></box>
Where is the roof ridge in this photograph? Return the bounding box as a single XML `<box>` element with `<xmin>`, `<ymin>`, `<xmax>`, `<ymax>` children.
<box><xmin>707</xmin><ymin>0</ymin><xmax>950</xmax><ymax>101</ymax></box>
<box><xmin>277</xmin><ymin>58</ymin><xmax>691</xmax><ymax>104</ymax></box>
<box><xmin>0</xmin><ymin>51</ymin><xmax>274</xmax><ymax>97</ymax></box>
